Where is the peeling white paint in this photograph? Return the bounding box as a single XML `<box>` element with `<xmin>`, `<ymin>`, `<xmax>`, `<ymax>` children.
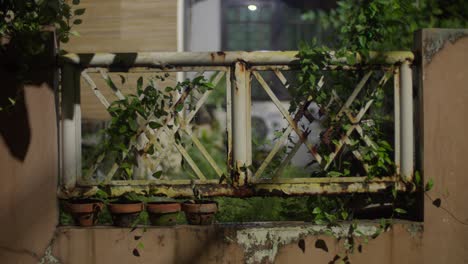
<box><xmin>234</xmin><ymin>224</ymin><xmax>381</xmax><ymax>264</ymax></box>
<box><xmin>38</xmin><ymin>245</ymin><xmax>60</xmax><ymax>264</ymax></box>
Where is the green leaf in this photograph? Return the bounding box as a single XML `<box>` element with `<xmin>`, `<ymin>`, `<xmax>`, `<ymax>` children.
<box><xmin>73</xmin><ymin>19</ymin><xmax>83</xmax><ymax>25</ymax></box>
<box><xmin>129</xmin><ymin>119</ymin><xmax>138</xmax><ymax>131</ymax></box>
<box><xmin>312</xmin><ymin>207</ymin><xmax>322</xmax><ymax>214</ymax></box>
<box><xmin>137</xmin><ymin>242</ymin><xmax>144</xmax><ymax>250</ymax></box>
<box><xmin>415</xmin><ymin>171</ymin><xmax>421</xmax><ymax>187</ymax></box>
<box><xmin>69</xmin><ymin>30</ymin><xmax>81</xmax><ymax>37</ymax></box>
<box><xmin>309</xmin><ymin>75</ymin><xmax>316</xmax><ymax>85</ymax></box>
<box><xmin>137</xmin><ymin>77</ymin><xmax>143</xmax><ymax>91</ymax></box>
<box><xmin>346</xmin><ymin>54</ymin><xmax>356</xmax><ymax>64</ymax></box>
<box><xmin>148</xmin><ymin>122</ymin><xmax>162</xmax><ymax>129</ymax></box>
<box><xmin>147</xmin><ymin>146</ymin><xmax>155</xmax><ymax>155</ymax></box>
<box><xmin>153</xmin><ymin>171</ymin><xmax>163</xmax><ymax>179</ymax></box>
<box><xmin>327</xmin><ymin>171</ymin><xmax>342</xmax><ymax>177</ymax></box>
<box><xmin>193</xmin><ymin>76</ymin><xmax>204</xmax><ymax>84</ymax></box>
<box><xmin>72</xmin><ymin>0</ymin><xmax>81</xmax><ymax>4</ymax></box>
<box><xmin>175</xmin><ymin>104</ymin><xmax>184</xmax><ymax>112</ymax></box>
<box><xmin>358</xmin><ymin>36</ymin><xmax>366</xmax><ymax>47</ymax></box>
<box><xmin>394</xmin><ymin>208</ymin><xmax>407</xmax><ymax>214</ymax></box>
<box><xmin>425</xmin><ymin>178</ymin><xmax>434</xmax><ymax>191</ymax></box>
<box><xmin>392</xmin><ymin>186</ymin><xmax>397</xmax><ymax>199</ymax></box>
<box><xmin>204</xmin><ymin>82</ymin><xmax>215</xmax><ymax>89</ymax></box>
<box><xmin>74</xmin><ymin>8</ymin><xmax>86</xmax><ymax>15</ymax></box>
<box><xmin>341</xmin><ymin>211</ymin><xmax>349</xmax><ymax>220</ymax></box>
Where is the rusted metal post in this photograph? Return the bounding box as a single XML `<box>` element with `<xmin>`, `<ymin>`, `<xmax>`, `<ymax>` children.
<box><xmin>61</xmin><ymin>63</ymin><xmax>81</xmax><ymax>190</ymax></box>
<box><xmin>232</xmin><ymin>61</ymin><xmax>251</xmax><ymax>186</ymax></box>
<box><xmin>400</xmin><ymin>61</ymin><xmax>414</xmax><ymax>182</ymax></box>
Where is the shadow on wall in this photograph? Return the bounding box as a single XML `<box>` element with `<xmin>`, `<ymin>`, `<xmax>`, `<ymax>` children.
<box><xmin>0</xmin><ymin>37</ymin><xmax>56</xmax><ymax>162</ymax></box>
<box><xmin>0</xmin><ymin>35</ymin><xmax>58</xmax><ymax>263</ymax></box>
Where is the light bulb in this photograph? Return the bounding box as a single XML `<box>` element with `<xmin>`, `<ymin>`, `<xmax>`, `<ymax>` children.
<box><xmin>248</xmin><ymin>4</ymin><xmax>257</xmax><ymax>11</ymax></box>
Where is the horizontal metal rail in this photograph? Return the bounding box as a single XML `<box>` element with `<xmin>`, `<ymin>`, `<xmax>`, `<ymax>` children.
<box><xmin>59</xmin><ymin>51</ymin><xmax>415</xmax><ymax>198</ymax></box>
<box><xmin>58</xmin><ymin>180</ymin><xmax>408</xmax><ymax>199</ymax></box>
<box><xmin>60</xmin><ymin>51</ymin><xmax>414</xmax><ymax>67</ymax></box>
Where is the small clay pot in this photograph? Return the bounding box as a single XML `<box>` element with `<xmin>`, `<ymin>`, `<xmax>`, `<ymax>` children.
<box><xmin>108</xmin><ymin>201</ymin><xmax>143</xmax><ymax>227</ymax></box>
<box><xmin>147</xmin><ymin>202</ymin><xmax>181</xmax><ymax>226</ymax></box>
<box><xmin>67</xmin><ymin>199</ymin><xmax>103</xmax><ymax>227</ymax></box>
<box><xmin>182</xmin><ymin>201</ymin><xmax>218</xmax><ymax>225</ymax></box>
<box><xmin>0</xmin><ymin>35</ymin><xmax>11</xmax><ymax>46</ymax></box>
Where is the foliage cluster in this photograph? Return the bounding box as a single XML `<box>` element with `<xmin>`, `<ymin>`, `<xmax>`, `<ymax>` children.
<box><xmin>301</xmin><ymin>0</ymin><xmax>468</xmax><ymax>50</ymax></box>
<box><xmin>287</xmin><ymin>1</ymin><xmax>466</xmax><ymax>259</ymax></box>
<box><xmin>89</xmin><ymin>74</ymin><xmax>215</xmax><ymax>180</ymax></box>
<box><xmin>0</xmin><ymin>0</ymin><xmax>85</xmax><ymax>54</ymax></box>
<box><xmin>0</xmin><ymin>0</ymin><xmax>85</xmax><ymax>111</ymax></box>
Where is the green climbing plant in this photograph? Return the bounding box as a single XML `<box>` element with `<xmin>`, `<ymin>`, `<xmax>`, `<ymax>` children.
<box><xmin>292</xmin><ymin>1</ymin><xmax>448</xmax><ymax>261</ymax></box>
<box><xmin>0</xmin><ymin>0</ymin><xmax>86</xmax><ymax>111</ymax></box>
<box><xmin>0</xmin><ymin>0</ymin><xmax>85</xmax><ymax>54</ymax></box>
<box><xmin>87</xmin><ymin>74</ymin><xmax>214</xmax><ymax>181</ymax></box>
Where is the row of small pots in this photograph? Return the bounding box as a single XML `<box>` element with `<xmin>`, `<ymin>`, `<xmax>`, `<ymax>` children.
<box><xmin>66</xmin><ymin>200</ymin><xmax>218</xmax><ymax>227</ymax></box>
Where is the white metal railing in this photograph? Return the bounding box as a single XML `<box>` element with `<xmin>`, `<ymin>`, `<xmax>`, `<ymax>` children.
<box><xmin>59</xmin><ymin>51</ymin><xmax>414</xmax><ymax>198</ymax></box>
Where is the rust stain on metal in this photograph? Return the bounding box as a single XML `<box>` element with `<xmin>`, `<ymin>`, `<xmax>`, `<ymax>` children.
<box><xmin>210</xmin><ymin>51</ymin><xmax>227</xmax><ymax>63</ymax></box>
<box><xmin>59</xmin><ymin>179</ymin><xmax>409</xmax><ymax>199</ymax></box>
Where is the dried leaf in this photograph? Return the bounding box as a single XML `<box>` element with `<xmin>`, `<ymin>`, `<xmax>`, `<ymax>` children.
<box><xmin>315</xmin><ymin>239</ymin><xmax>328</xmax><ymax>252</ymax></box>
<box><xmin>432</xmin><ymin>198</ymin><xmax>442</xmax><ymax>208</ymax></box>
<box><xmin>298</xmin><ymin>239</ymin><xmax>305</xmax><ymax>253</ymax></box>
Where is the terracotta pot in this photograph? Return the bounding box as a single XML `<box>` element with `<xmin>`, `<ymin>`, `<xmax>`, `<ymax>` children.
<box><xmin>147</xmin><ymin>202</ymin><xmax>181</xmax><ymax>226</ymax></box>
<box><xmin>182</xmin><ymin>201</ymin><xmax>218</xmax><ymax>225</ymax></box>
<box><xmin>0</xmin><ymin>35</ymin><xmax>11</xmax><ymax>46</ymax></box>
<box><xmin>67</xmin><ymin>199</ymin><xmax>103</xmax><ymax>227</ymax></box>
<box><xmin>108</xmin><ymin>201</ymin><xmax>143</xmax><ymax>227</ymax></box>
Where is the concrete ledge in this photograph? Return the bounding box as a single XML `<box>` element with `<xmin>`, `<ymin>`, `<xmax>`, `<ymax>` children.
<box><xmin>52</xmin><ymin>221</ymin><xmax>422</xmax><ymax>264</ymax></box>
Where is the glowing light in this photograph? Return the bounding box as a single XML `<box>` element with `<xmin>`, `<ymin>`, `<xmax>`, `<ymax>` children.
<box><xmin>248</xmin><ymin>4</ymin><xmax>257</xmax><ymax>11</ymax></box>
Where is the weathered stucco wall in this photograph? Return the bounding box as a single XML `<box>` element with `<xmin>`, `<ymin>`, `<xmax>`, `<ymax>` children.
<box><xmin>417</xmin><ymin>29</ymin><xmax>468</xmax><ymax>264</ymax></box>
<box><xmin>0</xmin><ymin>39</ymin><xmax>59</xmax><ymax>263</ymax></box>
<box><xmin>2</xmin><ymin>28</ymin><xmax>468</xmax><ymax>264</ymax></box>
<box><xmin>53</xmin><ymin>223</ymin><xmax>423</xmax><ymax>264</ymax></box>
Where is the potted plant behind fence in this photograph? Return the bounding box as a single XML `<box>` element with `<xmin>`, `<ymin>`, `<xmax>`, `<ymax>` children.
<box><xmin>88</xmin><ymin>74</ymin><xmax>214</xmax><ymax>226</ymax></box>
<box><xmin>182</xmin><ymin>181</ymin><xmax>218</xmax><ymax>225</ymax></box>
<box><xmin>63</xmin><ymin>188</ymin><xmax>112</xmax><ymax>227</ymax></box>
<box><xmin>107</xmin><ymin>192</ymin><xmax>144</xmax><ymax>227</ymax></box>
<box><xmin>66</xmin><ymin>198</ymin><xmax>103</xmax><ymax>227</ymax></box>
<box><xmin>146</xmin><ymin>201</ymin><xmax>181</xmax><ymax>226</ymax></box>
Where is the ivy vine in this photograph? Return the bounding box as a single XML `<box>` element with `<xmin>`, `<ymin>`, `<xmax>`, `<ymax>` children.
<box><xmin>89</xmin><ymin>74</ymin><xmax>214</xmax><ymax>181</ymax></box>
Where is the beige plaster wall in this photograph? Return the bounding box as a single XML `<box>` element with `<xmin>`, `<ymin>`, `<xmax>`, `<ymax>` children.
<box><xmin>418</xmin><ymin>29</ymin><xmax>468</xmax><ymax>264</ymax></box>
<box><xmin>52</xmin><ymin>223</ymin><xmax>422</xmax><ymax>264</ymax></box>
<box><xmin>0</xmin><ymin>43</ymin><xmax>59</xmax><ymax>262</ymax></box>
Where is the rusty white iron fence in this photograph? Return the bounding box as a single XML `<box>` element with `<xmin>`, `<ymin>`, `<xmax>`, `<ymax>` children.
<box><xmin>59</xmin><ymin>51</ymin><xmax>414</xmax><ymax>198</ymax></box>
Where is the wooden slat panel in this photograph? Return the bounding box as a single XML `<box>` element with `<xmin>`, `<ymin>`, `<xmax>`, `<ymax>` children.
<box><xmin>64</xmin><ymin>0</ymin><xmax>177</xmax><ymax>53</ymax></box>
